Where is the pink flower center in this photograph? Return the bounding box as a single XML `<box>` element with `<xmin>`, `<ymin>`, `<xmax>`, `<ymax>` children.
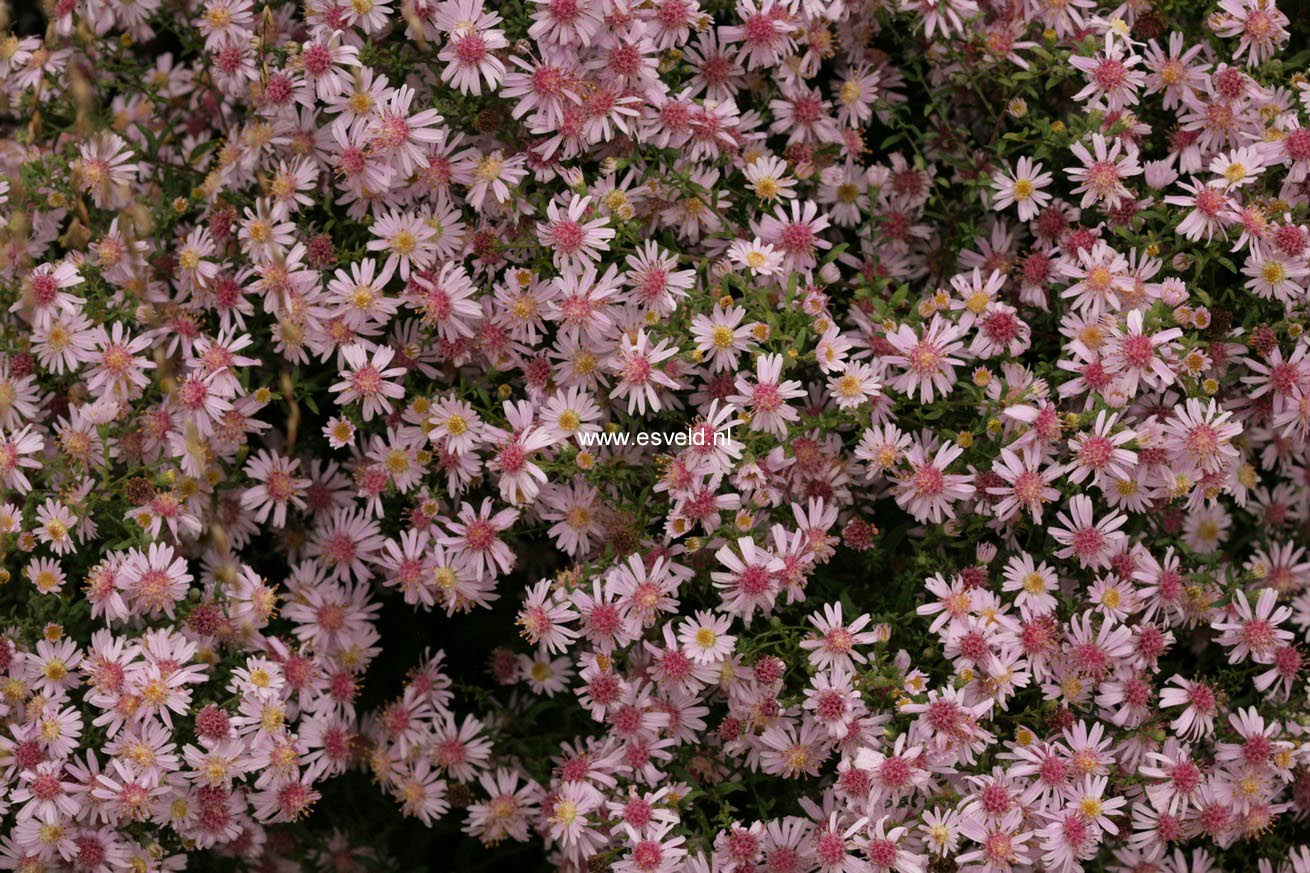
<box><xmin>908</xmin><ymin>342</ymin><xmax>942</xmax><ymax>374</ymax></box>
<box><xmin>778</xmin><ymin>222</ymin><xmax>815</xmax><ymax>256</ymax></box>
<box><xmin>815</xmin><ymin>689</ymin><xmax>846</xmax><ymax>722</ymax></box>
<box><xmin>464</xmin><ymin>519</ymin><xmax>496</xmax><ymax>551</ymax></box>
<box><xmin>726</xmin><ymin>829</ymin><xmax>759</xmax><ymax>861</ymax></box>
<box><xmin>303</xmin><ymin>44</ymin><xmax>332</xmax><ymax>76</ymax></box>
<box><xmin>371</xmin><ymin>115</ymin><xmax>410</xmax><ymax>152</ymax></box>
<box><xmin>1172</xmin><ymin>759</ymin><xmax>1201</xmax><ymax>793</ymax></box>
<box><xmin>867</xmin><ymin>838</ymin><xmax>897</xmax><ymax>867</ymax></box>
<box><xmin>549</xmin><ymin>0</ymin><xmax>580</xmax><ymax>22</ymax></box>
<box><xmin>623</xmin><ymin>354</ymin><xmax>653</xmax><ymax>385</ymax></box>
<box><xmin>926</xmin><ymin>699</ymin><xmax>961</xmax><ymax>733</ymax></box>
<box><xmin>453</xmin><ymin>32</ymin><xmax>487</xmax><ymax>65</ymax></box>
<box><xmin>633</xmin><ymin>841</ymin><xmax>662</xmax><ymax>871</ymax></box>
<box><xmin>791</xmin><ymin>95</ymin><xmax>821</xmax><ymax>125</ymax></box>
<box><xmin>31</xmin><ymin>772</ymin><xmax>61</xmax><ymax>800</ymax></box>
<box><xmin>1194</xmin><ymin>186</ymin><xmax>1226</xmax><ymax>216</ymax></box>
<box><xmin>980</xmin><ymin>782</ymin><xmax>1012</xmax><ymax>815</ymax></box>
<box><xmin>76</xmin><ymin>836</ymin><xmax>107</xmax><ymax>866</ymax></box>
<box><xmin>1121</xmin><ymin>333</ymin><xmax>1154</xmax><ymax>368</ymax></box>
<box><xmin>498</xmin><ymin>443</ymin><xmax>526</xmax><ymax>474</ymax></box>
<box><xmin>551</xmin><ymin>219</ymin><xmax>585</xmax><ymax>253</ymax></box>
<box><xmin>656</xmin><ymin>0</ymin><xmax>690</xmax><ymax>25</ymax></box>
<box><xmin>351</xmin><ymin>365</ymin><xmax>383</xmax><ymax>396</ymax></box>
<box><xmin>752</xmin><ymin>382</ymin><xmax>782</xmax><ymax>412</ymax></box>
<box><xmin>179</xmin><ymin>378</ymin><xmax>209</xmax><ymax>409</ymax></box>
<box><xmin>1093</xmin><ymin>58</ymin><xmax>1128</xmax><ymax>92</ymax></box>
<box><xmin>983</xmin><ymin>311</ymin><xmax>1020</xmax><ymax>344</ymax></box>
<box><xmin>815</xmin><ymin>831</ymin><xmax>845</xmax><ymax>865</ymax></box>
<box><xmin>1071</xmin><ymin>526</ymin><xmax>1106</xmax><ymax>558</ymax></box>
<box><xmin>1085</xmin><ymin>160</ymin><xmax>1121</xmax><ymax>195</ymax></box>
<box><xmin>1187</xmin><ymin>681</ymin><xmax>1216</xmax><ymax>714</ymax></box>
<box><xmin>1185</xmin><ymin>424</ymin><xmax>1220</xmax><ymax>460</ymax></box>
<box><xmin>739</xmin><ymin>563</ymin><xmax>773</xmax><ymax>596</ymax></box>
<box><xmin>912</xmin><ymin>463</ymin><xmax>945</xmax><ymax>497</ymax></box>
<box><xmin>1013</xmin><ymin>470</ymin><xmax>1045</xmax><ymax>504</ymax></box>
<box><xmin>742</xmin><ymin>14</ymin><xmax>778</xmax><ymax>48</ymax></box>
<box><xmin>880</xmin><ymin>756</ymin><xmax>911</xmax><ymax>788</ymax></box>
<box><xmin>983</xmin><ymin>832</ymin><xmax>1012</xmax><ymax>861</ymax></box>
<box><xmin>265</xmin><ymin>469</ymin><xmax>293</xmax><ymax>501</ymax></box>
<box><xmin>1078</xmin><ymin>435</ymin><xmax>1114</xmax><ymax>469</ymax></box>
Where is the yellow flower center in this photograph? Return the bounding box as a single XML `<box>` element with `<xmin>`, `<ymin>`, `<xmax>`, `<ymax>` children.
<box><xmin>753</xmin><ymin>177</ymin><xmax>780</xmax><ymax>199</ymax></box>
<box><xmin>391</xmin><ymin>231</ymin><xmax>416</xmax><ymax>255</ymax></box>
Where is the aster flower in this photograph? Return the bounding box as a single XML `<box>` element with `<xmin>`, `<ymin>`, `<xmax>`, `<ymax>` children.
<box><xmin>437</xmin><ymin>0</ymin><xmax>509</xmax><ymax>95</ymax></box>
<box><xmin>756</xmin><ymin>199</ymin><xmax>832</xmax><ymax>271</ymax></box>
<box><xmin>1162</xmin><ymin>398</ymin><xmax>1242</xmax><ymax>476</ymax></box>
<box><xmin>883</xmin><ymin>316</ymin><xmax>968</xmax><ymax>403</ymax></box>
<box><xmin>0</xmin><ymin>425</ymin><xmax>45</xmax><ymax>494</ymax></box>
<box><xmin>992</xmin><ymin>158</ymin><xmax>1053</xmax><ymax>222</ymax></box>
<box><xmin>1210</xmin><ymin>0</ymin><xmax>1290</xmax><ymax>65</ymax></box>
<box><xmin>75</xmin><ymin>132</ymin><xmax>140</xmax><ymax>209</ymax></box>
<box><xmin>330</xmin><ymin>343</ymin><xmax>408</xmax><ymax>421</ymax></box>
<box><xmin>799</xmin><ymin>602</ymin><xmax>879</xmax><ymax>671</ymax></box>
<box><xmin>1070</xmin><ymin>33</ymin><xmax>1146</xmax><ymax>112</ymax></box>
<box><xmin>988</xmin><ymin>444</ymin><xmax>1062</xmax><ymax>522</ymax></box>
<box><xmin>729</xmin><ymin>353</ymin><xmax>807</xmax><ymax>438</ymax></box>
<box><xmin>1067</xmin><ymin>133</ymin><xmax>1142</xmax><ymax>210</ymax></box>
<box><xmin>1212</xmin><ymin>587</ymin><xmax>1293</xmax><ymax>663</ymax></box>
<box><xmin>18</xmin><ymin>260</ymin><xmax>85</xmax><ymax>329</ymax></box>
<box><xmin>538</xmin><ymin>195</ymin><xmax>615</xmax><ymax>271</ymax></box>
<box><xmin>1159</xmin><ymin>675</ymin><xmax>1220</xmax><ymax>739</ymax></box>
<box><xmin>367</xmin><ymin>209</ymin><xmax>438</xmax><ymax>280</ymax></box>
<box><xmin>1066</xmin><ymin>411</ymin><xmax>1138</xmax><ymax>489</ymax></box>
<box><xmin>691</xmin><ymin>304</ymin><xmax>754</xmax><ymax>372</ymax></box>
<box><xmin>242</xmin><ymin>450</ymin><xmax>310</xmax><ymax>527</ymax></box>
<box><xmin>609</xmin><ymin>330</ymin><xmax>681</xmax><ymax>414</ymax></box>
<box><xmin>1050</xmin><ymin>495</ymin><xmax>1128</xmax><ymax>570</ymax></box>
<box><xmin>743</xmin><ymin>155</ymin><xmax>797</xmax><ymax>202</ymax></box>
<box><xmin>718</xmin><ymin>0</ymin><xmax>798</xmax><ymax>69</ymax></box>
<box><xmin>893</xmin><ymin>442</ymin><xmax>974</xmax><ymax>524</ymax></box>
<box><xmin>439</xmin><ymin>499</ymin><xmax>519</xmax><ymax>581</ymax></box>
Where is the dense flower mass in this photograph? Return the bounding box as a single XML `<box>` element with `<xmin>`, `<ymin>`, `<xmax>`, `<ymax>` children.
<box><xmin>2</xmin><ymin>0</ymin><xmax>1310</xmax><ymax>869</ymax></box>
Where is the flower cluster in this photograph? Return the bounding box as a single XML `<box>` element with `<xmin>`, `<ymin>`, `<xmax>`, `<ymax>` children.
<box><xmin>1</xmin><ymin>0</ymin><xmax>1310</xmax><ymax>870</ymax></box>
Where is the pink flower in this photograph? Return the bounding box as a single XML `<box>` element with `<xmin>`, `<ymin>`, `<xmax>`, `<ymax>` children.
<box><xmin>1159</xmin><ymin>675</ymin><xmax>1220</xmax><ymax>739</ymax></box>
<box><xmin>122</xmin><ymin>543</ymin><xmax>193</xmax><ymax>618</ymax></box>
<box><xmin>609</xmin><ymin>330</ymin><xmax>681</xmax><ymax>414</ymax></box>
<box><xmin>992</xmin><ymin>157</ymin><xmax>1053</xmax><ymax>222</ymax></box>
<box><xmin>1050</xmin><ymin>495</ymin><xmax>1127</xmax><ymax>570</ymax></box>
<box><xmin>894</xmin><ymin>442</ymin><xmax>974</xmax><ymax>524</ymax></box>
<box><xmin>1162</xmin><ymin>398</ymin><xmax>1242</xmax><ymax>476</ymax></box>
<box><xmin>799</xmin><ymin>602</ymin><xmax>879</xmax><ymax>671</ymax></box>
<box><xmin>330</xmin><ymin>343</ymin><xmax>407</xmax><ymax>421</ymax></box>
<box><xmin>756</xmin><ymin>199</ymin><xmax>832</xmax><ymax>270</ymax></box>
<box><xmin>883</xmin><ymin>316</ymin><xmax>968</xmax><ymax>403</ymax></box>
<box><xmin>438</xmin><ymin>1</ymin><xmax>510</xmax><ymax>95</ymax></box>
<box><xmin>1211</xmin><ymin>587</ymin><xmax>1293</xmax><ymax>664</ymax></box>
<box><xmin>538</xmin><ymin>195</ymin><xmax>615</xmax><ymax>271</ymax></box>
<box><xmin>439</xmin><ymin>499</ymin><xmax>519</xmax><ymax>580</ymax></box>
<box><xmin>988</xmin><ymin>445</ymin><xmax>1062</xmax><ymax>522</ymax></box>
<box><xmin>1070</xmin><ymin>33</ymin><xmax>1145</xmax><ymax>112</ymax></box>
<box><xmin>730</xmin><ymin>353</ymin><xmax>806</xmax><ymax>438</ymax></box>
<box><xmin>368</xmin><ymin>84</ymin><xmax>444</xmax><ymax>176</ymax></box>
<box><xmin>1067</xmin><ymin>133</ymin><xmax>1142</xmax><ymax>210</ymax></box>
<box><xmin>1210</xmin><ymin>0</ymin><xmax>1290</xmax><ymax>64</ymax></box>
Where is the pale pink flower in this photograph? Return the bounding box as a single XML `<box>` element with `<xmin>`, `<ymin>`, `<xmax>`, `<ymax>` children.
<box><xmin>330</xmin><ymin>343</ymin><xmax>407</xmax><ymax>421</ymax></box>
